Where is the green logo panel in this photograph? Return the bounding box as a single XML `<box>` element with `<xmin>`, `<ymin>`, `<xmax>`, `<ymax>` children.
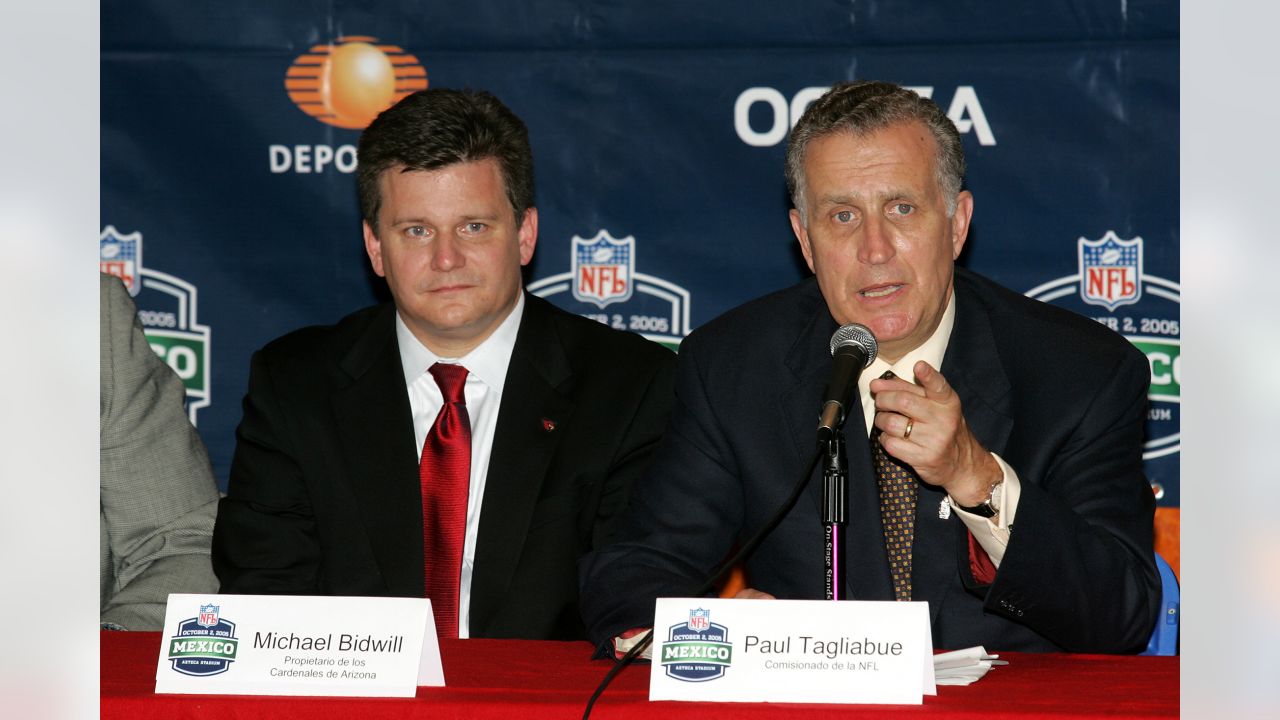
<box><xmin>145</xmin><ymin>332</ymin><xmax>207</xmax><ymax>391</ymax></box>
<box><xmin>168</xmin><ymin>638</ymin><xmax>238</xmax><ymax>659</ymax></box>
<box><xmin>1128</xmin><ymin>337</ymin><xmax>1180</xmax><ymax>401</ymax></box>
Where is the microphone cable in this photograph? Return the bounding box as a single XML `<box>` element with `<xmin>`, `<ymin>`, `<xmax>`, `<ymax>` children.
<box><xmin>581</xmin><ymin>443</ymin><xmax>826</xmax><ymax>719</ymax></box>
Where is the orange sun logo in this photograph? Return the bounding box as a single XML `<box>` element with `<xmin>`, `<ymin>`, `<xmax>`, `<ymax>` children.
<box><xmin>285</xmin><ymin>36</ymin><xmax>428</xmax><ymax>129</ymax></box>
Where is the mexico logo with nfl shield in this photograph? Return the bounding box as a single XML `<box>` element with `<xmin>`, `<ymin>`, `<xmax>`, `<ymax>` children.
<box><xmin>660</xmin><ymin>608</ymin><xmax>733</xmax><ymax>682</ymax></box>
<box><xmin>166</xmin><ymin>604</ymin><xmax>240</xmax><ymax>676</ymax></box>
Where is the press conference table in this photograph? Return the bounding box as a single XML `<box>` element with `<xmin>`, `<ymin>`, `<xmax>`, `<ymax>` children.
<box><xmin>101</xmin><ymin>631</ymin><xmax>1177</xmax><ymax>718</ymax></box>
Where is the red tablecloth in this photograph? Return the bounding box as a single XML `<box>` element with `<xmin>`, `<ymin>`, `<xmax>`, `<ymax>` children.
<box><xmin>102</xmin><ymin>631</ymin><xmax>1177</xmax><ymax>718</ymax></box>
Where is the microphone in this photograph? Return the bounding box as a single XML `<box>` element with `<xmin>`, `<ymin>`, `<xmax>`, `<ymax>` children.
<box><xmin>816</xmin><ymin>323</ymin><xmax>878</xmax><ymax>443</ymax></box>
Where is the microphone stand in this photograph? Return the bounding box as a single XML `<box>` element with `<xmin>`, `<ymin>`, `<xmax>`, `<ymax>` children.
<box><xmin>821</xmin><ymin>434</ymin><xmax>847</xmax><ymax>600</ymax></box>
<box><xmin>584</xmin><ymin>324</ymin><xmax>877</xmax><ymax>719</ymax></box>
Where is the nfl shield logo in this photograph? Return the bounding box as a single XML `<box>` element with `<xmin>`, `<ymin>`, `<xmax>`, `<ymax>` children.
<box><xmin>571</xmin><ymin>230</ymin><xmax>635</xmax><ymax>308</ymax></box>
<box><xmin>688</xmin><ymin>608</ymin><xmax>710</xmax><ymax>632</ymax></box>
<box><xmin>1078</xmin><ymin>231</ymin><xmax>1143</xmax><ymax>311</ymax></box>
<box><xmin>198</xmin><ymin>604</ymin><xmax>220</xmax><ymax>628</ymax></box>
<box><xmin>100</xmin><ymin>225</ymin><xmax>143</xmax><ymax>296</ymax></box>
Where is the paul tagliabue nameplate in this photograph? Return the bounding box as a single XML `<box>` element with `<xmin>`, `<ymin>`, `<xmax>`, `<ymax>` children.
<box><xmin>154</xmin><ymin>594</ymin><xmax>443</xmax><ymax>697</ymax></box>
<box><xmin>650</xmin><ymin>597</ymin><xmax>935</xmax><ymax>704</ymax></box>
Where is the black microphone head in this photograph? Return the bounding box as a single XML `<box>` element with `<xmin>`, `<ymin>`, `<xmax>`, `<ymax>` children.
<box><xmin>829</xmin><ymin>323</ymin><xmax>877</xmax><ymax>367</ymax></box>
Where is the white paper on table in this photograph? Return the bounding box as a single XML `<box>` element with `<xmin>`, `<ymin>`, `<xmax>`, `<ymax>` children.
<box><xmin>932</xmin><ymin>646</ymin><xmax>1008</xmax><ymax>686</ymax></box>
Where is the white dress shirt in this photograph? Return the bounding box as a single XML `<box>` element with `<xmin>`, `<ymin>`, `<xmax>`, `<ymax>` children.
<box><xmin>856</xmin><ymin>290</ymin><xmax>1022</xmax><ymax>565</ymax></box>
<box><xmin>396</xmin><ymin>293</ymin><xmax>525</xmax><ymax>637</ymax></box>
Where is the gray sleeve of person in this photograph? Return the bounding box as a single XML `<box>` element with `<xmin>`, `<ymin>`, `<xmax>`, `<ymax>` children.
<box><xmin>100</xmin><ymin>273</ymin><xmax>220</xmax><ymax>630</ymax></box>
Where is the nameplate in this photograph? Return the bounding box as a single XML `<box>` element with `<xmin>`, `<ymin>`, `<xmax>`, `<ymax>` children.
<box><xmin>154</xmin><ymin>594</ymin><xmax>444</xmax><ymax>697</ymax></box>
<box><xmin>650</xmin><ymin>598</ymin><xmax>934</xmax><ymax>704</ymax></box>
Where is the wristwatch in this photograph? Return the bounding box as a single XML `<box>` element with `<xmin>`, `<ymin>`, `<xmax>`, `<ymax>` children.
<box><xmin>957</xmin><ymin>482</ymin><xmax>1001</xmax><ymax>518</ymax></box>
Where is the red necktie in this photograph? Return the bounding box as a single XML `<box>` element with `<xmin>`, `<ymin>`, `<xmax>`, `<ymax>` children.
<box><xmin>420</xmin><ymin>362</ymin><xmax>471</xmax><ymax>639</ymax></box>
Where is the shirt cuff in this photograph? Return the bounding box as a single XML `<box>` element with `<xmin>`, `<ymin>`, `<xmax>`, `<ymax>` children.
<box><xmin>613</xmin><ymin>627</ymin><xmax>654</xmax><ymax>660</ymax></box>
<box><xmin>949</xmin><ymin>452</ymin><xmax>1022</xmax><ymax>566</ymax></box>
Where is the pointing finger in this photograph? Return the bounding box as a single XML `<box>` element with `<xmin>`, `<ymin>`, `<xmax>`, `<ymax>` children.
<box><xmin>914</xmin><ymin>361</ymin><xmax>952</xmax><ymax>399</ymax></box>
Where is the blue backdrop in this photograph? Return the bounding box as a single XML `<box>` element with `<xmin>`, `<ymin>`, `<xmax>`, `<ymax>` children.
<box><xmin>101</xmin><ymin>1</ymin><xmax>1179</xmax><ymax>509</ymax></box>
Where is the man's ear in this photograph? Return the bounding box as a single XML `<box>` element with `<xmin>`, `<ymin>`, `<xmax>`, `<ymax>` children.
<box><xmin>950</xmin><ymin>190</ymin><xmax>974</xmax><ymax>260</ymax></box>
<box><xmin>363</xmin><ymin>221</ymin><xmax>386</xmax><ymax>277</ymax></box>
<box><xmin>517</xmin><ymin>207</ymin><xmax>538</xmax><ymax>266</ymax></box>
<box><xmin>790</xmin><ymin>208</ymin><xmax>816</xmax><ymax>273</ymax></box>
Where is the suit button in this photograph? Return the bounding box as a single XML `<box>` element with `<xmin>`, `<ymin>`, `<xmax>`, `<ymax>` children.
<box><xmin>998</xmin><ymin>599</ymin><xmax>1022</xmax><ymax>616</ymax></box>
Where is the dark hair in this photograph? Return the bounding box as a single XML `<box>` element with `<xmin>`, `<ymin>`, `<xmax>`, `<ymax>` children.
<box><xmin>785</xmin><ymin>80</ymin><xmax>965</xmax><ymax>219</ymax></box>
<box><xmin>356</xmin><ymin>88</ymin><xmax>535</xmax><ymax>231</ymax></box>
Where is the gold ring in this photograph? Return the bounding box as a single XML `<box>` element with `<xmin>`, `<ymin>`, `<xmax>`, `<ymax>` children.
<box><xmin>903</xmin><ymin>418</ymin><xmax>914</xmax><ymax>440</ymax></box>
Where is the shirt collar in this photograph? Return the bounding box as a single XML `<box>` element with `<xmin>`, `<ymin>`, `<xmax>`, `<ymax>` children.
<box><xmin>395</xmin><ymin>292</ymin><xmax>525</xmax><ymax>393</ymax></box>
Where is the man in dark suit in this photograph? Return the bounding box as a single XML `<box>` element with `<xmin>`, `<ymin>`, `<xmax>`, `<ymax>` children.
<box><xmin>213</xmin><ymin>89</ymin><xmax>675</xmax><ymax>641</ymax></box>
<box><xmin>579</xmin><ymin>81</ymin><xmax>1158</xmax><ymax>653</ymax></box>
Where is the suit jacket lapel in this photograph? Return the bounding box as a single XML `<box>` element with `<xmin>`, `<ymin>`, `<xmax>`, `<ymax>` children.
<box><xmin>469</xmin><ymin>296</ymin><xmax>574</xmax><ymax>635</ymax></box>
<box><xmin>780</xmin><ymin>298</ymin><xmax>835</xmax><ymax>489</ymax></box>
<box><xmin>942</xmin><ymin>276</ymin><xmax>1013</xmax><ymax>457</ymax></box>
<box><xmin>331</xmin><ymin>306</ymin><xmax>424</xmax><ymax>596</ymax></box>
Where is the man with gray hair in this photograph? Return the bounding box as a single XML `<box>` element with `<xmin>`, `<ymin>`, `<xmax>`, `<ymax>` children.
<box><xmin>580</xmin><ymin>80</ymin><xmax>1158</xmax><ymax>653</ymax></box>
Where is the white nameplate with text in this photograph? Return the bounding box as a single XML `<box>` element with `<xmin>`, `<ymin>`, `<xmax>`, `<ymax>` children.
<box><xmin>154</xmin><ymin>594</ymin><xmax>444</xmax><ymax>697</ymax></box>
<box><xmin>650</xmin><ymin>598</ymin><xmax>935</xmax><ymax>704</ymax></box>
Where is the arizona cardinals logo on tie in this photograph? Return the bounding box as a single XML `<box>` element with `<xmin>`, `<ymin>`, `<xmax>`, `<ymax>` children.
<box><xmin>541</xmin><ymin>418</ymin><xmax>557</xmax><ymax>432</ymax></box>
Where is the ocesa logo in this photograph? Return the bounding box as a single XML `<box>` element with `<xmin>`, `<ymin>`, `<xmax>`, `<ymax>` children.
<box><xmin>734</xmin><ymin>85</ymin><xmax>995</xmax><ymax>147</ymax></box>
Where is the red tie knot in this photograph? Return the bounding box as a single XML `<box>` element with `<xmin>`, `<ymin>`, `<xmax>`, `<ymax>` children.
<box><xmin>429</xmin><ymin>363</ymin><xmax>469</xmax><ymax>403</ymax></box>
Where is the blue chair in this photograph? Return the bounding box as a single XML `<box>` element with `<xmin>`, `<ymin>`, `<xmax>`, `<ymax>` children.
<box><xmin>1141</xmin><ymin>553</ymin><xmax>1179</xmax><ymax>655</ymax></box>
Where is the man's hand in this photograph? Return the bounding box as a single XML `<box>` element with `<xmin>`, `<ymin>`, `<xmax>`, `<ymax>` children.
<box><xmin>612</xmin><ymin>587</ymin><xmax>776</xmax><ymax>658</ymax></box>
<box><xmin>869</xmin><ymin>360</ymin><xmax>1001</xmax><ymax>507</ymax></box>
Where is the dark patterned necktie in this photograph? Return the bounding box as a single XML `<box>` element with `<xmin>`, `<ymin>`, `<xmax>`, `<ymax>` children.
<box><xmin>872</xmin><ymin>428</ymin><xmax>917</xmax><ymax>601</ymax></box>
<box><xmin>419</xmin><ymin>362</ymin><xmax>471</xmax><ymax>639</ymax></box>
